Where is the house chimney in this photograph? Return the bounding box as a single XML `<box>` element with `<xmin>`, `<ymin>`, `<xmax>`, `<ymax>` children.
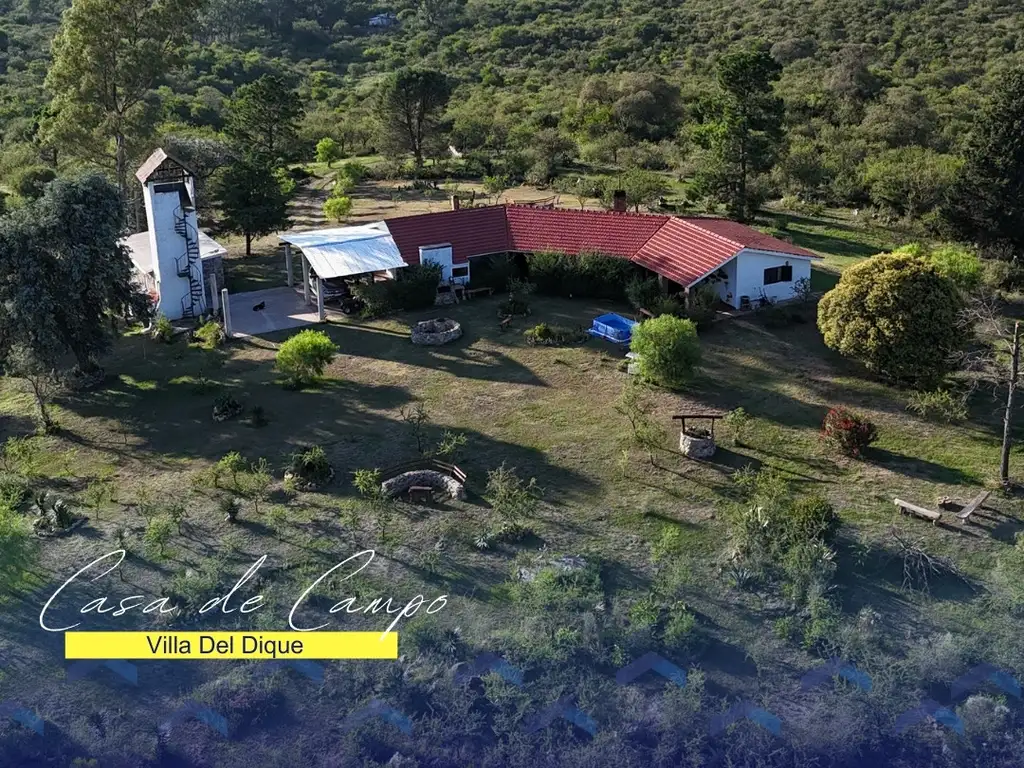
<box><xmin>612</xmin><ymin>189</ymin><xmax>627</xmax><ymax>212</ymax></box>
<box><xmin>450</xmin><ymin>195</ymin><xmax>460</xmax><ymax>211</ymax></box>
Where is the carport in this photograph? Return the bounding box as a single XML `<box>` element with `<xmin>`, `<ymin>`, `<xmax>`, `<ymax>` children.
<box><xmin>278</xmin><ymin>222</ymin><xmax>409</xmax><ymax>321</ymax></box>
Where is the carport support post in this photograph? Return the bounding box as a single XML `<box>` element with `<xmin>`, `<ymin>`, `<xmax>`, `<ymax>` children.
<box><xmin>317</xmin><ymin>278</ymin><xmax>326</xmax><ymax>322</ymax></box>
<box><xmin>221</xmin><ymin>288</ymin><xmax>232</xmax><ymax>338</ymax></box>
<box><xmin>301</xmin><ymin>253</ymin><xmax>311</xmax><ymax>305</ymax></box>
<box><xmin>284</xmin><ymin>243</ymin><xmax>294</xmax><ymax>287</ymax></box>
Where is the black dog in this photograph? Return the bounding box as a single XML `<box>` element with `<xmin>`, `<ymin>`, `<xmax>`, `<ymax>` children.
<box><xmin>252</xmin><ymin>301</ymin><xmax>266</xmax><ymax>312</ymax></box>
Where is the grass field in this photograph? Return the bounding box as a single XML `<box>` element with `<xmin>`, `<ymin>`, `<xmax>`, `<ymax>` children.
<box><xmin>2</xmin><ymin>282</ymin><xmax>1023</xmax><ymax>764</ymax></box>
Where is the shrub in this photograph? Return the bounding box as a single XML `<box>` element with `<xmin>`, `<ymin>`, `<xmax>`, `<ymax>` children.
<box><xmin>526</xmin><ymin>251</ymin><xmax>637</xmax><ymax>300</ymax></box>
<box><xmin>339</xmin><ymin>161</ymin><xmax>369</xmax><ymax>183</ymax></box>
<box><xmin>485</xmin><ymin>463</ymin><xmax>541</xmax><ymax>525</ymax></box>
<box><xmin>323</xmin><ymin>194</ymin><xmax>353</xmax><ymax>222</ymax></box>
<box><xmin>143</xmin><ymin>515</ymin><xmax>174</xmax><ymax>558</ymax></box>
<box><xmin>151</xmin><ymin>315</ymin><xmax>174</xmax><ymax>343</ymax></box>
<box><xmin>685</xmin><ymin>283</ymin><xmax>719</xmax><ymax>328</ymax></box>
<box><xmin>648</xmin><ymin>296</ymin><xmax>685</xmax><ymax>317</ymax></box>
<box><xmin>629</xmin><ymin>314</ymin><xmax>701</xmax><ymax>389</ymax></box>
<box><xmin>723</xmin><ymin>407</ymin><xmax>752</xmax><ymax>446</ymax></box>
<box><xmin>194</xmin><ymin>320</ymin><xmax>225</xmax><ymax>349</ymax></box>
<box><xmin>907</xmin><ymin>389</ymin><xmax>968</xmax><ymax>423</ymax></box>
<box><xmin>275</xmin><ymin>329</ymin><xmax>337</xmax><ymax>386</ymax></box>
<box><xmin>523</xmin><ymin>323</ymin><xmax>588</xmax><ymax>346</ymax></box>
<box><xmin>625</xmin><ymin>276</ymin><xmax>661</xmax><ymax>311</ymax></box>
<box><xmin>216</xmin><ymin>451</ymin><xmax>248</xmax><ymax>490</ymax></box>
<box><xmin>817</xmin><ymin>252</ymin><xmax>969</xmax><ymax>387</ymax></box>
<box><xmin>821</xmin><ymin>407</ymin><xmax>877</xmax><ymax>458</ymax></box>
<box><xmin>315</xmin><ymin>137</ymin><xmax>342</xmax><ymax>166</ymax></box>
<box><xmin>500</xmin><ymin>278</ymin><xmax>535</xmax><ymax>316</ymax></box>
<box><xmin>787</xmin><ymin>495</ymin><xmax>840</xmax><ymax>546</ymax></box>
<box><xmin>663</xmin><ymin>606</ymin><xmax>699</xmax><ymax>650</ymax></box>
<box><xmin>354</xmin><ymin>263</ymin><xmax>442</xmax><ymax>317</ymax></box>
<box><xmin>287</xmin><ymin>445</ymin><xmax>333</xmax><ymax>486</ymax></box>
<box><xmin>219</xmin><ymin>495</ymin><xmax>240</xmax><ymax>522</ymax></box>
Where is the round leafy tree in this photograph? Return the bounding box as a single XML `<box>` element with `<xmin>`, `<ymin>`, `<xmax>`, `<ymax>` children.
<box><xmin>817</xmin><ymin>252</ymin><xmax>969</xmax><ymax>387</ymax></box>
<box><xmin>276</xmin><ymin>329</ymin><xmax>337</xmax><ymax>387</ymax></box>
<box><xmin>630</xmin><ymin>315</ymin><xmax>701</xmax><ymax>388</ymax></box>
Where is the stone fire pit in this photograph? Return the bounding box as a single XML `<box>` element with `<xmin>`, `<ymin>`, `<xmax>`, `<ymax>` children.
<box><xmin>411</xmin><ymin>317</ymin><xmax>462</xmax><ymax>345</ymax></box>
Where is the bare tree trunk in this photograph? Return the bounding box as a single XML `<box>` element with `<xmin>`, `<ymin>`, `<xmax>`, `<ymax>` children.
<box><xmin>1001</xmin><ymin>321</ymin><xmax>1021</xmax><ymax>486</ymax></box>
<box><xmin>115</xmin><ymin>133</ymin><xmax>128</xmax><ymax>202</ymax></box>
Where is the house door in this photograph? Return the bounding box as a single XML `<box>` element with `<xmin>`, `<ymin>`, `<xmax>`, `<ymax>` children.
<box><xmin>419</xmin><ymin>245</ymin><xmax>453</xmax><ymax>282</ymax></box>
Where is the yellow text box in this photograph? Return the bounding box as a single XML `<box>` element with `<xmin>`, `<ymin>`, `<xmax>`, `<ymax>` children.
<box><xmin>65</xmin><ymin>631</ymin><xmax>398</xmax><ymax>660</ymax></box>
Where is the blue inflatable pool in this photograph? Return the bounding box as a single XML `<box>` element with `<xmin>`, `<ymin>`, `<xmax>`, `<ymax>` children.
<box><xmin>589</xmin><ymin>313</ymin><xmax>638</xmax><ymax>344</ymax></box>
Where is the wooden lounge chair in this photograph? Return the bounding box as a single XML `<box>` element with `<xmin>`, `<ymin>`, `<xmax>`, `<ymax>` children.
<box><xmin>956</xmin><ymin>490</ymin><xmax>991</xmax><ymax>523</ymax></box>
<box><xmin>499</xmin><ymin>315</ymin><xmax>513</xmax><ymax>332</ymax></box>
<box><xmin>894</xmin><ymin>498</ymin><xmax>941</xmax><ymax>524</ymax></box>
<box><xmin>466</xmin><ymin>286</ymin><xmax>494</xmax><ymax>299</ymax></box>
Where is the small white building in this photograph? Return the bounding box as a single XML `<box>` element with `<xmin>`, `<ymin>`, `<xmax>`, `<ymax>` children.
<box><xmin>121</xmin><ymin>149</ymin><xmax>227</xmax><ymax>322</ymax></box>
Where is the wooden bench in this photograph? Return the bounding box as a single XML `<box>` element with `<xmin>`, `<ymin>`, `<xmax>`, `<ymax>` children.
<box><xmin>408</xmin><ymin>486</ymin><xmax>434</xmax><ymax>503</ymax></box>
<box><xmin>894</xmin><ymin>498</ymin><xmax>941</xmax><ymax>524</ymax></box>
<box><xmin>466</xmin><ymin>287</ymin><xmax>494</xmax><ymax>299</ymax></box>
<box><xmin>957</xmin><ymin>490</ymin><xmax>991</xmax><ymax>523</ymax></box>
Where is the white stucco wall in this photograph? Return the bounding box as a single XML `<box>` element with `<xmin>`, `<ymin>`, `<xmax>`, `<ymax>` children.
<box><xmin>144</xmin><ymin>183</ymin><xmax>206</xmax><ymax>321</ymax></box>
<box><xmin>730</xmin><ymin>249</ymin><xmax>812</xmax><ymax>308</ymax></box>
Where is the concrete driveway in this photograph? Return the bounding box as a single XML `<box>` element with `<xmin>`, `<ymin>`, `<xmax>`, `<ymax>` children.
<box><xmin>226</xmin><ymin>287</ymin><xmax>323</xmax><ymax>337</ymax></box>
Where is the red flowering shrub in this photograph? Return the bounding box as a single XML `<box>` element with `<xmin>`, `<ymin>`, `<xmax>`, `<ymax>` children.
<box><xmin>821</xmin><ymin>408</ymin><xmax>877</xmax><ymax>458</ymax></box>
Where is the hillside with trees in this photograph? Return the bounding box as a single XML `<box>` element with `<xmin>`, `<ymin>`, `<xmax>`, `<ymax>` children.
<box><xmin>0</xmin><ymin>0</ymin><xmax>1023</xmax><ymax>238</ymax></box>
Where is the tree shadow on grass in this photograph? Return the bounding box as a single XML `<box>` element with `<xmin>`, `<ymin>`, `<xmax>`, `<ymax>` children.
<box><xmin>867</xmin><ymin>447</ymin><xmax>980</xmax><ymax>486</ymax></box>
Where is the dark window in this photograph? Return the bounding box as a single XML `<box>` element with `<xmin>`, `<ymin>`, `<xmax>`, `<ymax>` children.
<box><xmin>451</xmin><ymin>266</ymin><xmax>469</xmax><ymax>278</ymax></box>
<box><xmin>763</xmin><ymin>265</ymin><xmax>793</xmax><ymax>285</ymax></box>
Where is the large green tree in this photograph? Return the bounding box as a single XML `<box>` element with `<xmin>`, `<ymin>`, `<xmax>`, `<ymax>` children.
<box><xmin>691</xmin><ymin>44</ymin><xmax>785</xmax><ymax>222</ymax></box>
<box><xmin>941</xmin><ymin>68</ymin><xmax>1024</xmax><ymax>259</ymax></box>
<box><xmin>43</xmin><ymin>0</ymin><xmax>204</xmax><ymax>197</ymax></box>
<box><xmin>224</xmin><ymin>74</ymin><xmax>304</xmax><ymax>163</ymax></box>
<box><xmin>212</xmin><ymin>157</ymin><xmax>291</xmax><ymax>255</ymax></box>
<box><xmin>375</xmin><ymin>68</ymin><xmax>452</xmax><ymax>170</ymax></box>
<box><xmin>817</xmin><ymin>251</ymin><xmax>970</xmax><ymax>387</ymax></box>
<box><xmin>0</xmin><ymin>175</ymin><xmax>150</xmax><ymax>415</ymax></box>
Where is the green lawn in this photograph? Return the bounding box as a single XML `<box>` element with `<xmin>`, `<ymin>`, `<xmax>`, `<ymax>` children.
<box><xmin>1</xmin><ymin>291</ymin><xmax>1022</xmax><ymax>764</ymax></box>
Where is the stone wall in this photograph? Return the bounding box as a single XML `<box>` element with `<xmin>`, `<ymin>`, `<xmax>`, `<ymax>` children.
<box><xmin>679</xmin><ymin>432</ymin><xmax>716</xmax><ymax>459</ymax></box>
<box><xmin>411</xmin><ymin>319</ymin><xmax>463</xmax><ymax>346</ymax></box>
<box><xmin>381</xmin><ymin>470</ymin><xmax>467</xmax><ymax>500</ymax></box>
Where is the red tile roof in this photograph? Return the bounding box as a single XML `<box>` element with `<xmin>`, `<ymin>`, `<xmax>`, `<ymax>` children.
<box><xmin>679</xmin><ymin>217</ymin><xmax>819</xmax><ymax>260</ymax></box>
<box><xmin>385</xmin><ymin>206</ymin><xmax>510</xmax><ymax>265</ymax></box>
<box><xmin>505</xmin><ymin>205</ymin><xmax>667</xmax><ymax>258</ymax></box>
<box><xmin>382</xmin><ymin>205</ymin><xmax>819</xmax><ymax>287</ymax></box>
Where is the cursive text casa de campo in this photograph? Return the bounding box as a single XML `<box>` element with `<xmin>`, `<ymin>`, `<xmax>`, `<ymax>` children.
<box><xmin>39</xmin><ymin>549</ymin><xmax>446</xmax><ymax>637</ymax></box>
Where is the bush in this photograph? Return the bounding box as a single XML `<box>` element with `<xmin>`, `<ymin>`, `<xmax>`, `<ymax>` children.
<box><xmin>339</xmin><ymin>161</ymin><xmax>369</xmax><ymax>183</ymax></box>
<box><xmin>287</xmin><ymin>445</ymin><xmax>333</xmax><ymax>486</ymax></box>
<box><xmin>527</xmin><ymin>251</ymin><xmax>638</xmax><ymax>300</ymax></box>
<box><xmin>625</xmin><ymin>276</ymin><xmax>661</xmax><ymax>311</ymax></box>
<box><xmin>787</xmin><ymin>495</ymin><xmax>840</xmax><ymax>546</ymax></box>
<box><xmin>723</xmin><ymin>407</ymin><xmax>752</xmax><ymax>446</ymax></box>
<box><xmin>685</xmin><ymin>283</ymin><xmax>719</xmax><ymax>328</ymax></box>
<box><xmin>817</xmin><ymin>252</ymin><xmax>969</xmax><ymax>387</ymax></box>
<box><xmin>275</xmin><ymin>329</ymin><xmax>337</xmax><ymax>386</ymax></box>
<box><xmin>194</xmin><ymin>320</ymin><xmax>225</xmax><ymax>349</ymax></box>
<box><xmin>353</xmin><ymin>263</ymin><xmax>442</xmax><ymax>317</ymax></box>
<box><xmin>500</xmin><ymin>278</ymin><xmax>535</xmax><ymax>316</ymax></box>
<box><xmin>12</xmin><ymin>165</ymin><xmax>56</xmax><ymax>200</ymax></box>
<box><xmin>323</xmin><ymin>194</ymin><xmax>352</xmax><ymax>222</ymax></box>
<box><xmin>485</xmin><ymin>463</ymin><xmax>541</xmax><ymax>525</ymax></box>
<box><xmin>928</xmin><ymin>244</ymin><xmax>982</xmax><ymax>292</ymax></box>
<box><xmin>315</xmin><ymin>137</ymin><xmax>341</xmax><ymax>166</ymax></box>
<box><xmin>212</xmin><ymin>394</ymin><xmax>244</xmax><ymax>422</ymax></box>
<box><xmin>629</xmin><ymin>314</ymin><xmax>701</xmax><ymax>389</ymax></box>
<box><xmin>151</xmin><ymin>315</ymin><xmax>174</xmax><ymax>343</ymax></box>
<box><xmin>821</xmin><ymin>407</ymin><xmax>877</xmax><ymax>458</ymax></box>
<box><xmin>523</xmin><ymin>323</ymin><xmax>588</xmax><ymax>346</ymax></box>
<box><xmin>907</xmin><ymin>389</ymin><xmax>968</xmax><ymax>423</ymax></box>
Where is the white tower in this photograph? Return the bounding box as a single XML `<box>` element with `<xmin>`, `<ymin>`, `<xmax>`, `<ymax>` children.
<box><xmin>135</xmin><ymin>149</ymin><xmax>208</xmax><ymax>321</ymax></box>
